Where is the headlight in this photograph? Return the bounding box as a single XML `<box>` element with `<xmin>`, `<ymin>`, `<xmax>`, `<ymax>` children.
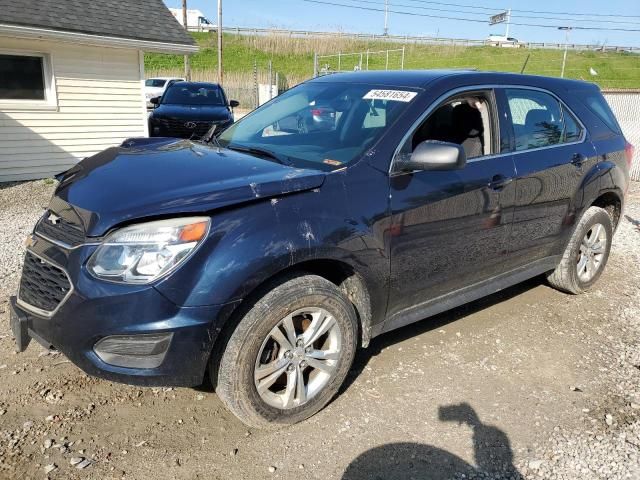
<box><xmin>87</xmin><ymin>217</ymin><xmax>210</xmax><ymax>284</ymax></box>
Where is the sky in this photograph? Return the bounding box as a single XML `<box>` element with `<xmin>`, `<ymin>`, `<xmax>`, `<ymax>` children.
<box><xmin>163</xmin><ymin>0</ymin><xmax>640</xmax><ymax>48</ymax></box>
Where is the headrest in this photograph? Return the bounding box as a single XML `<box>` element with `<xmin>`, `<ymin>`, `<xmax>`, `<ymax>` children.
<box><xmin>452</xmin><ymin>103</ymin><xmax>482</xmax><ymax>136</ymax></box>
<box><xmin>432</xmin><ymin>104</ymin><xmax>453</xmax><ymax>125</ymax></box>
<box><xmin>525</xmin><ymin>109</ymin><xmax>552</xmax><ymax>129</ymax></box>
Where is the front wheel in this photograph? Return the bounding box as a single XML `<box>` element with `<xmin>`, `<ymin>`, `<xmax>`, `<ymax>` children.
<box><xmin>213</xmin><ymin>274</ymin><xmax>358</xmax><ymax>428</ymax></box>
<box><xmin>547</xmin><ymin>206</ymin><xmax>613</xmax><ymax>294</ymax></box>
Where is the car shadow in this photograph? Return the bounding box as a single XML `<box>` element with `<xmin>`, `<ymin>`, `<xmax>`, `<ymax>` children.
<box><xmin>341</xmin><ymin>403</ymin><xmax>523</xmax><ymax>479</ymax></box>
<box><xmin>341</xmin><ymin>275</ymin><xmax>545</xmax><ymax>394</ymax></box>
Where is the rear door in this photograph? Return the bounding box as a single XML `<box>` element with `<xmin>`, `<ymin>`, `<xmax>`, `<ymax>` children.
<box><xmin>500</xmin><ymin>87</ymin><xmax>598</xmax><ymax>263</ymax></box>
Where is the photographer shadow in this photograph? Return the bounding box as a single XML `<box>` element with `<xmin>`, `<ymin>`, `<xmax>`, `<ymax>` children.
<box><xmin>342</xmin><ymin>403</ymin><xmax>523</xmax><ymax>480</ymax></box>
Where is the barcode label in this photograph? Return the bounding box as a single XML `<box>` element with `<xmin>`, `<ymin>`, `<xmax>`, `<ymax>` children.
<box><xmin>363</xmin><ymin>89</ymin><xmax>417</xmax><ymax>102</ymax></box>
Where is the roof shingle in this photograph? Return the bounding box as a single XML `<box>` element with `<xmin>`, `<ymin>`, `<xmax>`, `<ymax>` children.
<box><xmin>0</xmin><ymin>0</ymin><xmax>195</xmax><ymax>46</ymax></box>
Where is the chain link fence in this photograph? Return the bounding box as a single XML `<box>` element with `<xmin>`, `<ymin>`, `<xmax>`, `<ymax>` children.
<box><xmin>603</xmin><ymin>92</ymin><xmax>640</xmax><ymax>181</ymax></box>
<box><xmin>314</xmin><ymin>48</ymin><xmax>405</xmax><ymax>75</ymax></box>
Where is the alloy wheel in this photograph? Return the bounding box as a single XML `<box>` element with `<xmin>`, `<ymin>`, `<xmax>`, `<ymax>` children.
<box><xmin>254</xmin><ymin>307</ymin><xmax>342</xmax><ymax>410</ymax></box>
<box><xmin>577</xmin><ymin>223</ymin><xmax>607</xmax><ymax>282</ymax></box>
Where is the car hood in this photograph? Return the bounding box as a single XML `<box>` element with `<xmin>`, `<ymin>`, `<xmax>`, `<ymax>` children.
<box><xmin>151</xmin><ymin>104</ymin><xmax>232</xmax><ymax>122</ymax></box>
<box><xmin>54</xmin><ymin>138</ymin><xmax>326</xmax><ymax>236</ymax></box>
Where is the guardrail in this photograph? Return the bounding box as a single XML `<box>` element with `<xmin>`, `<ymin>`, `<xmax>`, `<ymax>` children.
<box><xmin>209</xmin><ymin>26</ymin><xmax>640</xmax><ymax>53</ymax></box>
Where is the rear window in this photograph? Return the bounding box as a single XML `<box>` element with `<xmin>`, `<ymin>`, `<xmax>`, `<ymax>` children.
<box><xmin>582</xmin><ymin>93</ymin><xmax>621</xmax><ymax>134</ymax></box>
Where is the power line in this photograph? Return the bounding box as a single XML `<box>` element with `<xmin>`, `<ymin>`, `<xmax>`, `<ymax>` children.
<box><xmin>393</xmin><ymin>0</ymin><xmax>640</xmax><ymax>18</ymax></box>
<box><xmin>347</xmin><ymin>0</ymin><xmax>640</xmax><ymax>25</ymax></box>
<box><xmin>302</xmin><ymin>0</ymin><xmax>640</xmax><ymax>31</ymax></box>
<box><xmin>509</xmin><ymin>13</ymin><xmax>640</xmax><ymax>26</ymax></box>
<box><xmin>341</xmin><ymin>0</ymin><xmax>499</xmax><ymax>16</ymax></box>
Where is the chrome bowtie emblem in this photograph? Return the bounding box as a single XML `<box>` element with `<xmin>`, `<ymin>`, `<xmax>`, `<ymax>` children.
<box><xmin>184</xmin><ymin>121</ymin><xmax>197</xmax><ymax>129</ymax></box>
<box><xmin>47</xmin><ymin>213</ymin><xmax>61</xmax><ymax>225</ymax></box>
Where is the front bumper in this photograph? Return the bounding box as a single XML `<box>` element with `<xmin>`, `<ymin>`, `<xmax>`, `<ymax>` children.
<box><xmin>11</xmin><ymin>237</ymin><xmax>239</xmax><ymax>387</ymax></box>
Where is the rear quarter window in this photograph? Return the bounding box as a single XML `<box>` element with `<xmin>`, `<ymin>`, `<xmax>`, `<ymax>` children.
<box><xmin>582</xmin><ymin>93</ymin><xmax>621</xmax><ymax>134</ymax></box>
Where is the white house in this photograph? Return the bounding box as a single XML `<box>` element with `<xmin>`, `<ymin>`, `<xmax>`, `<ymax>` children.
<box><xmin>168</xmin><ymin>8</ymin><xmax>217</xmax><ymax>31</ymax></box>
<box><xmin>0</xmin><ymin>0</ymin><xmax>198</xmax><ymax>182</ymax></box>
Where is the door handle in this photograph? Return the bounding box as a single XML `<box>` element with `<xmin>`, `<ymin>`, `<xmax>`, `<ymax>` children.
<box><xmin>487</xmin><ymin>175</ymin><xmax>513</xmax><ymax>191</ymax></box>
<box><xmin>571</xmin><ymin>153</ymin><xmax>586</xmax><ymax>167</ymax></box>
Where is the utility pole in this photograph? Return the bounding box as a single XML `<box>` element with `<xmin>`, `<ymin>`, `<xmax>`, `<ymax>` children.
<box><xmin>504</xmin><ymin>8</ymin><xmax>511</xmax><ymax>38</ymax></box>
<box><xmin>217</xmin><ymin>0</ymin><xmax>223</xmax><ymax>85</ymax></box>
<box><xmin>182</xmin><ymin>0</ymin><xmax>191</xmax><ymax>80</ymax></box>
<box><xmin>558</xmin><ymin>26</ymin><xmax>572</xmax><ymax>78</ymax></box>
<box><xmin>383</xmin><ymin>0</ymin><xmax>389</xmax><ymax>36</ymax></box>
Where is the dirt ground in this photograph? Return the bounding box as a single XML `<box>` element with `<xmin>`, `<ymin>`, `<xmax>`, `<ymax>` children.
<box><xmin>1</xmin><ymin>180</ymin><xmax>639</xmax><ymax>480</ymax></box>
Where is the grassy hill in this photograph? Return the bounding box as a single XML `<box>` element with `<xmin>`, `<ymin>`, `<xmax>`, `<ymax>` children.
<box><xmin>145</xmin><ymin>32</ymin><xmax>640</xmax><ymax>106</ymax></box>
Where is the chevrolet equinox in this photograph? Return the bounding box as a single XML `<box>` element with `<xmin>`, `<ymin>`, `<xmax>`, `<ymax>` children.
<box><xmin>10</xmin><ymin>71</ymin><xmax>632</xmax><ymax>427</ymax></box>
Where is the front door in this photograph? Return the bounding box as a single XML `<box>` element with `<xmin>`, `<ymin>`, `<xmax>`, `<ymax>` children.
<box><xmin>387</xmin><ymin>89</ymin><xmax>517</xmax><ymax>327</ymax></box>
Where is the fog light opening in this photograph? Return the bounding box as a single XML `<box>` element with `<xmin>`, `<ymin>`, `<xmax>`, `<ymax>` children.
<box><xmin>94</xmin><ymin>333</ymin><xmax>173</xmax><ymax>369</ymax></box>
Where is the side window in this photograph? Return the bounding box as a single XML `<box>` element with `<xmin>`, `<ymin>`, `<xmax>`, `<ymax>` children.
<box><xmin>562</xmin><ymin>106</ymin><xmax>583</xmax><ymax>143</ymax></box>
<box><xmin>505</xmin><ymin>89</ymin><xmax>563</xmax><ymax>151</ymax></box>
<box><xmin>400</xmin><ymin>90</ymin><xmax>495</xmax><ymax>163</ymax></box>
<box><xmin>583</xmin><ymin>93</ymin><xmax>621</xmax><ymax>134</ymax></box>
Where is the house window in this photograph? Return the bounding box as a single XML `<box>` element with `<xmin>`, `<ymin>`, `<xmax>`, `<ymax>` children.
<box><xmin>0</xmin><ymin>51</ymin><xmax>56</xmax><ymax>109</ymax></box>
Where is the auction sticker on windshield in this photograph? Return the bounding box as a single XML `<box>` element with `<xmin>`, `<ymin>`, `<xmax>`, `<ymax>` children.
<box><xmin>363</xmin><ymin>90</ymin><xmax>417</xmax><ymax>102</ymax></box>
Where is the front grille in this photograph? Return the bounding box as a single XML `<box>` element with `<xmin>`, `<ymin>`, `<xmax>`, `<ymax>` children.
<box><xmin>18</xmin><ymin>252</ymin><xmax>71</xmax><ymax>313</ymax></box>
<box><xmin>35</xmin><ymin>213</ymin><xmax>85</xmax><ymax>247</ymax></box>
<box><xmin>157</xmin><ymin>118</ymin><xmax>221</xmax><ymax>139</ymax></box>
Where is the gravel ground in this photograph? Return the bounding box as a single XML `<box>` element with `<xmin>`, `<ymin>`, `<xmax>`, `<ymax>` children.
<box><xmin>0</xmin><ymin>179</ymin><xmax>639</xmax><ymax>480</ymax></box>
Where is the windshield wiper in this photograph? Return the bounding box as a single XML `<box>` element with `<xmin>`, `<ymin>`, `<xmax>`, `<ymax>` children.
<box><xmin>227</xmin><ymin>145</ymin><xmax>291</xmax><ymax>165</ymax></box>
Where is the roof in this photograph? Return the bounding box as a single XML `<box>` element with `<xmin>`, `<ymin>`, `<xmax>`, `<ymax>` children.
<box><xmin>0</xmin><ymin>0</ymin><xmax>196</xmax><ymax>49</ymax></box>
<box><xmin>312</xmin><ymin>70</ymin><xmax>597</xmax><ymax>91</ymax></box>
<box><xmin>175</xmin><ymin>82</ymin><xmax>222</xmax><ymax>87</ymax></box>
<box><xmin>313</xmin><ymin>70</ymin><xmax>464</xmax><ymax>88</ymax></box>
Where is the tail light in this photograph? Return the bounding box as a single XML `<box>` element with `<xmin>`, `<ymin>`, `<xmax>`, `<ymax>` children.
<box><xmin>625</xmin><ymin>142</ymin><xmax>635</xmax><ymax>170</ymax></box>
<box><xmin>310</xmin><ymin>108</ymin><xmax>334</xmax><ymax>117</ymax></box>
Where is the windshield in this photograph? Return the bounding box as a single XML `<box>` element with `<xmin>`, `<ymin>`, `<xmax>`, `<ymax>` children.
<box><xmin>162</xmin><ymin>84</ymin><xmax>226</xmax><ymax>106</ymax></box>
<box><xmin>218</xmin><ymin>82</ymin><xmax>419</xmax><ymax>170</ymax></box>
<box><xmin>145</xmin><ymin>79</ymin><xmax>166</xmax><ymax>88</ymax></box>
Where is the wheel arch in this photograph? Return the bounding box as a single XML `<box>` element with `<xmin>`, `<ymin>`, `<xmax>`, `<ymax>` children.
<box><xmin>233</xmin><ymin>258</ymin><xmax>372</xmax><ymax>347</ymax></box>
<box><xmin>589</xmin><ymin>189</ymin><xmax>623</xmax><ymax>229</ymax></box>
<box><xmin>207</xmin><ymin>257</ymin><xmax>374</xmax><ymax>389</ymax></box>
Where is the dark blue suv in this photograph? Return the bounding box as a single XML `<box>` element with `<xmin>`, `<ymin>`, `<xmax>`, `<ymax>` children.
<box><xmin>10</xmin><ymin>71</ymin><xmax>632</xmax><ymax>427</ymax></box>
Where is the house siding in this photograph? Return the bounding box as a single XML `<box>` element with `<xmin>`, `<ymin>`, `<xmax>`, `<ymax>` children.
<box><xmin>0</xmin><ymin>36</ymin><xmax>147</xmax><ymax>182</ymax></box>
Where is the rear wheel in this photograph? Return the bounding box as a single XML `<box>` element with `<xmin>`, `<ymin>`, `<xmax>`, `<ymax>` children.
<box><xmin>214</xmin><ymin>274</ymin><xmax>358</xmax><ymax>428</ymax></box>
<box><xmin>547</xmin><ymin>206</ymin><xmax>613</xmax><ymax>294</ymax></box>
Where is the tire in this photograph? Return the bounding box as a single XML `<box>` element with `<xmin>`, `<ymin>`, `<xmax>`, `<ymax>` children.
<box><xmin>547</xmin><ymin>206</ymin><xmax>613</xmax><ymax>294</ymax></box>
<box><xmin>213</xmin><ymin>273</ymin><xmax>358</xmax><ymax>428</ymax></box>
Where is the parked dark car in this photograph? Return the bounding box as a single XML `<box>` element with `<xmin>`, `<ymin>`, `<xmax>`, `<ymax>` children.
<box><xmin>148</xmin><ymin>81</ymin><xmax>239</xmax><ymax>139</ymax></box>
<box><xmin>10</xmin><ymin>71</ymin><xmax>632</xmax><ymax>428</ymax></box>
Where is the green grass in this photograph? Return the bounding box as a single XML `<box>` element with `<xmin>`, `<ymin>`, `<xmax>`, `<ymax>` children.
<box><xmin>145</xmin><ymin>32</ymin><xmax>640</xmax><ymax>89</ymax></box>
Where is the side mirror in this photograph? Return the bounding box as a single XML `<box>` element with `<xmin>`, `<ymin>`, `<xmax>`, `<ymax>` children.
<box><xmin>150</xmin><ymin>96</ymin><xmax>161</xmax><ymax>106</ymax></box>
<box><xmin>229</xmin><ymin>100</ymin><xmax>240</xmax><ymax>108</ymax></box>
<box><xmin>399</xmin><ymin>140</ymin><xmax>466</xmax><ymax>171</ymax></box>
